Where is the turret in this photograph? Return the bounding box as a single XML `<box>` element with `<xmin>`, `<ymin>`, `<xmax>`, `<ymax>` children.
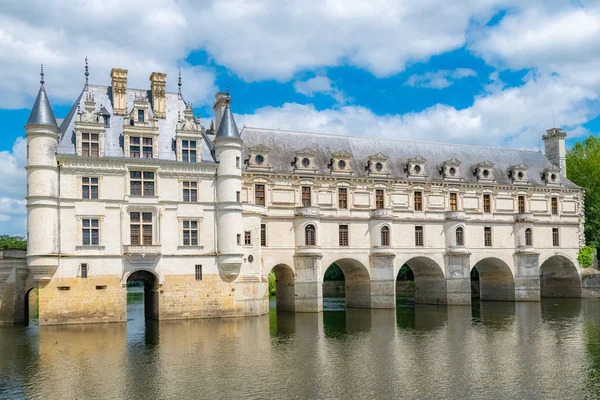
<box><xmin>213</xmin><ymin>92</ymin><xmax>243</xmax><ymax>276</ymax></box>
<box><xmin>543</xmin><ymin>128</ymin><xmax>567</xmax><ymax>176</ymax></box>
<box><xmin>25</xmin><ymin>65</ymin><xmax>60</xmax><ymax>281</ymax></box>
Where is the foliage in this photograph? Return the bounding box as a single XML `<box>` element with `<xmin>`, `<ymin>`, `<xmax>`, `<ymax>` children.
<box><xmin>396</xmin><ymin>264</ymin><xmax>414</xmax><ymax>281</ymax></box>
<box><xmin>0</xmin><ymin>235</ymin><xmax>27</xmax><ymax>251</ymax></box>
<box><xmin>324</xmin><ymin>263</ymin><xmax>344</xmax><ymax>281</ymax></box>
<box><xmin>579</xmin><ymin>246</ymin><xmax>595</xmax><ymax>268</ymax></box>
<box><xmin>268</xmin><ymin>271</ymin><xmax>276</xmax><ymax>296</ymax></box>
<box><xmin>567</xmin><ymin>136</ymin><xmax>600</xmax><ymax>248</ymax></box>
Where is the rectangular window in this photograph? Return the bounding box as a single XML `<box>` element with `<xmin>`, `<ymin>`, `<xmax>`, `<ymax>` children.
<box><xmin>261</xmin><ymin>224</ymin><xmax>267</xmax><ymax>247</ymax></box>
<box><xmin>552</xmin><ymin>228</ymin><xmax>560</xmax><ymax>247</ymax></box>
<box><xmin>103</xmin><ymin>115</ymin><xmax>110</xmax><ymax>128</ymax></box>
<box><xmin>414</xmin><ymin>191</ymin><xmax>423</xmax><ymax>211</ymax></box>
<box><xmin>195</xmin><ymin>265</ymin><xmax>202</xmax><ymax>281</ymax></box>
<box><xmin>415</xmin><ymin>226</ymin><xmax>424</xmax><ymax>247</ymax></box>
<box><xmin>82</xmin><ymin>133</ymin><xmax>99</xmax><ymax>157</ymax></box>
<box><xmin>183</xmin><ymin>181</ymin><xmax>197</xmax><ymax>202</ymax></box>
<box><xmin>376</xmin><ymin>189</ymin><xmax>384</xmax><ymax>209</ymax></box>
<box><xmin>338</xmin><ymin>188</ymin><xmax>348</xmax><ymax>209</ymax></box>
<box><xmin>551</xmin><ymin>197</ymin><xmax>558</xmax><ymax>215</ymax></box>
<box><xmin>483</xmin><ymin>194</ymin><xmax>491</xmax><ymax>213</ymax></box>
<box><xmin>302</xmin><ymin>186</ymin><xmax>312</xmax><ymax>207</ymax></box>
<box><xmin>236</xmin><ymin>157</ymin><xmax>240</xmax><ymax>168</ymax></box>
<box><xmin>80</xmin><ymin>263</ymin><xmax>88</xmax><ymax>279</ymax></box>
<box><xmin>236</xmin><ymin>191</ymin><xmax>241</xmax><ymax>203</ymax></box>
<box><xmin>82</xmin><ymin>177</ymin><xmax>99</xmax><ymax>200</ymax></box>
<box><xmin>182</xmin><ymin>220</ymin><xmax>198</xmax><ymax>246</ymax></box>
<box><xmin>237</xmin><ymin>234</ymin><xmax>242</xmax><ymax>246</ymax></box>
<box><xmin>255</xmin><ymin>184</ymin><xmax>265</xmax><ymax>206</ymax></box>
<box><xmin>129</xmin><ymin>137</ymin><xmax>141</xmax><ymax>158</ymax></box>
<box><xmin>244</xmin><ymin>231</ymin><xmax>251</xmax><ymax>246</ymax></box>
<box><xmin>130</xmin><ymin>171</ymin><xmax>154</xmax><ymax>196</ymax></box>
<box><xmin>182</xmin><ymin>140</ymin><xmax>197</xmax><ymax>163</ymax></box>
<box><xmin>339</xmin><ymin>225</ymin><xmax>349</xmax><ymax>246</ymax></box>
<box><xmin>484</xmin><ymin>227</ymin><xmax>492</xmax><ymax>247</ymax></box>
<box><xmin>143</xmin><ymin>137</ymin><xmax>153</xmax><ymax>158</ymax></box>
<box><xmin>82</xmin><ymin>218</ymin><xmax>99</xmax><ymax>246</ymax></box>
<box><xmin>130</xmin><ymin>212</ymin><xmax>152</xmax><ymax>245</ymax></box>
<box><xmin>138</xmin><ymin>109</ymin><xmax>144</xmax><ymax>123</ymax></box>
<box><xmin>449</xmin><ymin>193</ymin><xmax>457</xmax><ymax>211</ymax></box>
<box><xmin>518</xmin><ymin>195</ymin><xmax>525</xmax><ymax>213</ymax></box>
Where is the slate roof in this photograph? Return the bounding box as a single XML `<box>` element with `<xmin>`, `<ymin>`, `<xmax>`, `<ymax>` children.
<box><xmin>240</xmin><ymin>127</ymin><xmax>579</xmax><ymax>189</ymax></box>
<box><xmin>57</xmin><ymin>85</ymin><xmax>214</xmax><ymax>162</ymax></box>
<box><xmin>26</xmin><ymin>84</ymin><xmax>58</xmax><ymax>129</ymax></box>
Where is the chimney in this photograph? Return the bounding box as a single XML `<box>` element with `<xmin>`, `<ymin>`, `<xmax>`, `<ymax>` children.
<box><xmin>542</xmin><ymin>127</ymin><xmax>567</xmax><ymax>176</ymax></box>
<box><xmin>150</xmin><ymin>72</ymin><xmax>167</xmax><ymax>118</ymax></box>
<box><xmin>110</xmin><ymin>68</ymin><xmax>128</xmax><ymax>115</ymax></box>
<box><xmin>213</xmin><ymin>91</ymin><xmax>230</xmax><ymax>132</ymax></box>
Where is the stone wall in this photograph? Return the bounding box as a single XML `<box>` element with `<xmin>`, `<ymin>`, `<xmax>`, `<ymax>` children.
<box><xmin>323</xmin><ymin>281</ymin><xmax>345</xmax><ymax>297</ymax></box>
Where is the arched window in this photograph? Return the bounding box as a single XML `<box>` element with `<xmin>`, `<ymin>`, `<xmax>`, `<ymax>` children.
<box><xmin>381</xmin><ymin>226</ymin><xmax>390</xmax><ymax>246</ymax></box>
<box><xmin>525</xmin><ymin>228</ymin><xmax>532</xmax><ymax>246</ymax></box>
<box><xmin>456</xmin><ymin>226</ymin><xmax>464</xmax><ymax>246</ymax></box>
<box><xmin>305</xmin><ymin>224</ymin><xmax>316</xmax><ymax>246</ymax></box>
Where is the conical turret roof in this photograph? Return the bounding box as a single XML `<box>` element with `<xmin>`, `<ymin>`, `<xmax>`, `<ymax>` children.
<box><xmin>26</xmin><ymin>81</ymin><xmax>58</xmax><ymax>129</ymax></box>
<box><xmin>215</xmin><ymin>103</ymin><xmax>241</xmax><ymax>141</ymax></box>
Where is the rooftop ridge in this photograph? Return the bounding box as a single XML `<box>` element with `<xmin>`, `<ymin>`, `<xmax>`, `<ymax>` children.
<box><xmin>88</xmin><ymin>84</ymin><xmax>183</xmax><ymax>97</ymax></box>
<box><xmin>241</xmin><ymin>126</ymin><xmax>543</xmax><ymax>154</ymax></box>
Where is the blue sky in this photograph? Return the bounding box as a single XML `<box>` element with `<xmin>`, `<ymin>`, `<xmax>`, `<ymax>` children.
<box><xmin>1</xmin><ymin>0</ymin><xmax>600</xmax><ymax>235</ymax></box>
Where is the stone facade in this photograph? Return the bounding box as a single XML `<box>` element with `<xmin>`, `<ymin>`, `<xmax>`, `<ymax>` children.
<box><xmin>2</xmin><ymin>66</ymin><xmax>596</xmax><ymax>326</ymax></box>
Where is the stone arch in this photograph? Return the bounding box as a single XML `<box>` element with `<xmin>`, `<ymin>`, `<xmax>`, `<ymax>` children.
<box><xmin>23</xmin><ymin>287</ymin><xmax>38</xmax><ymax>327</ymax></box>
<box><xmin>126</xmin><ymin>269</ymin><xmax>160</xmax><ymax>320</ymax></box>
<box><xmin>380</xmin><ymin>225</ymin><xmax>391</xmax><ymax>246</ymax></box>
<box><xmin>323</xmin><ymin>258</ymin><xmax>371</xmax><ymax>309</ymax></box>
<box><xmin>398</xmin><ymin>256</ymin><xmax>446</xmax><ymax>305</ymax></box>
<box><xmin>472</xmin><ymin>257</ymin><xmax>515</xmax><ymax>301</ymax></box>
<box><xmin>455</xmin><ymin>226</ymin><xmax>464</xmax><ymax>246</ymax></box>
<box><xmin>267</xmin><ymin>264</ymin><xmax>296</xmax><ymax>312</ymax></box>
<box><xmin>304</xmin><ymin>223</ymin><xmax>316</xmax><ymax>246</ymax></box>
<box><xmin>539</xmin><ymin>254</ymin><xmax>582</xmax><ymax>298</ymax></box>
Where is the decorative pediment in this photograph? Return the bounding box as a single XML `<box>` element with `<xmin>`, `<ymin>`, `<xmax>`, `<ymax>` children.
<box><xmin>370</xmin><ymin>152</ymin><xmax>389</xmax><ymax>161</ymax></box>
<box><xmin>406</xmin><ymin>155</ymin><xmax>427</xmax><ymax>178</ymax></box>
<box><xmin>177</xmin><ymin>103</ymin><xmax>200</xmax><ymax>132</ymax></box>
<box><xmin>76</xmin><ymin>93</ymin><xmax>101</xmax><ymax>125</ymax></box>
<box><xmin>509</xmin><ymin>163</ymin><xmax>529</xmax><ymax>184</ymax></box>
<box><xmin>294</xmin><ymin>148</ymin><xmax>317</xmax><ymax>172</ymax></box>
<box><xmin>296</xmin><ymin>147</ymin><xmax>317</xmax><ymax>156</ymax></box>
<box><xmin>474</xmin><ymin>160</ymin><xmax>495</xmax><ymax>182</ymax></box>
<box><xmin>331</xmin><ymin>150</ymin><xmax>351</xmax><ymax>158</ymax></box>
<box><xmin>367</xmin><ymin>153</ymin><xmax>390</xmax><ymax>175</ymax></box>
<box><xmin>541</xmin><ymin>165</ymin><xmax>562</xmax><ymax>185</ymax></box>
<box><xmin>440</xmin><ymin>158</ymin><xmax>461</xmax><ymax>180</ymax></box>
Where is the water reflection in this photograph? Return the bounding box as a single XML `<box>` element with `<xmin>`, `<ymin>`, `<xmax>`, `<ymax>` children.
<box><xmin>3</xmin><ymin>299</ymin><xmax>600</xmax><ymax>399</ymax></box>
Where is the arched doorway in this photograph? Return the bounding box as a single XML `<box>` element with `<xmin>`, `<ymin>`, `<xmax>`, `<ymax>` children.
<box><xmin>268</xmin><ymin>264</ymin><xmax>295</xmax><ymax>312</ymax></box>
<box><xmin>540</xmin><ymin>255</ymin><xmax>582</xmax><ymax>298</ymax></box>
<box><xmin>323</xmin><ymin>258</ymin><xmax>370</xmax><ymax>309</ymax></box>
<box><xmin>398</xmin><ymin>257</ymin><xmax>446</xmax><ymax>305</ymax></box>
<box><xmin>471</xmin><ymin>258</ymin><xmax>515</xmax><ymax>301</ymax></box>
<box><xmin>126</xmin><ymin>270</ymin><xmax>159</xmax><ymax>321</ymax></box>
<box><xmin>24</xmin><ymin>287</ymin><xmax>38</xmax><ymax>327</ymax></box>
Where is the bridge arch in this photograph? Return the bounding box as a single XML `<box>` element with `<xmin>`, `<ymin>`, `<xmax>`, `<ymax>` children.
<box><xmin>322</xmin><ymin>258</ymin><xmax>371</xmax><ymax>309</ymax></box>
<box><xmin>472</xmin><ymin>257</ymin><xmax>515</xmax><ymax>301</ymax></box>
<box><xmin>540</xmin><ymin>254</ymin><xmax>582</xmax><ymax>298</ymax></box>
<box><xmin>396</xmin><ymin>256</ymin><xmax>446</xmax><ymax>305</ymax></box>
<box><xmin>126</xmin><ymin>269</ymin><xmax>159</xmax><ymax>320</ymax></box>
<box><xmin>267</xmin><ymin>264</ymin><xmax>296</xmax><ymax>312</ymax></box>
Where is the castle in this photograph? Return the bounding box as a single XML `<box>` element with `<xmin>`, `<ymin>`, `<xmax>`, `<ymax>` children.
<box><xmin>0</xmin><ymin>64</ymin><xmax>595</xmax><ymax>326</ymax></box>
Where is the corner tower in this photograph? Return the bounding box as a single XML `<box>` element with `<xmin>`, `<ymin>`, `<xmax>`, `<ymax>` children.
<box><xmin>543</xmin><ymin>128</ymin><xmax>567</xmax><ymax>176</ymax></box>
<box><xmin>213</xmin><ymin>92</ymin><xmax>243</xmax><ymax>277</ymax></box>
<box><xmin>25</xmin><ymin>66</ymin><xmax>60</xmax><ymax>281</ymax></box>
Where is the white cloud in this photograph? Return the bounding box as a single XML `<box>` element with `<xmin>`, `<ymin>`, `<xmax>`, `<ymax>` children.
<box><xmin>406</xmin><ymin>68</ymin><xmax>477</xmax><ymax>89</ymax></box>
<box><xmin>294</xmin><ymin>76</ymin><xmax>348</xmax><ymax>104</ymax></box>
<box><xmin>0</xmin><ymin>137</ymin><xmax>27</xmax><ymax>235</ymax></box>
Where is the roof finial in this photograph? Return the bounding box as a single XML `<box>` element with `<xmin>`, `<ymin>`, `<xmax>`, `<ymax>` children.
<box><xmin>40</xmin><ymin>64</ymin><xmax>45</xmax><ymax>85</ymax></box>
<box><xmin>226</xmin><ymin>84</ymin><xmax>229</xmax><ymax>95</ymax></box>
<box><xmin>84</xmin><ymin>56</ymin><xmax>89</xmax><ymax>88</ymax></box>
<box><xmin>178</xmin><ymin>67</ymin><xmax>182</xmax><ymax>97</ymax></box>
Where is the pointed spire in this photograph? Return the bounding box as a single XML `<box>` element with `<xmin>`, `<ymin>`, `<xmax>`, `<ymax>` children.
<box><xmin>84</xmin><ymin>56</ymin><xmax>89</xmax><ymax>88</ymax></box>
<box><xmin>26</xmin><ymin>64</ymin><xmax>58</xmax><ymax>129</ymax></box>
<box><xmin>178</xmin><ymin>67</ymin><xmax>182</xmax><ymax>97</ymax></box>
<box><xmin>215</xmin><ymin>102</ymin><xmax>240</xmax><ymax>141</ymax></box>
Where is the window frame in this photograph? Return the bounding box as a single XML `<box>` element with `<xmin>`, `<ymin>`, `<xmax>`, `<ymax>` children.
<box><xmin>183</xmin><ymin>181</ymin><xmax>198</xmax><ymax>202</ymax></box>
<box><xmin>195</xmin><ymin>265</ymin><xmax>202</xmax><ymax>281</ymax></box>
<box><xmin>484</xmin><ymin>227</ymin><xmax>492</xmax><ymax>247</ymax></box>
<box><xmin>414</xmin><ymin>191</ymin><xmax>423</xmax><ymax>211</ymax></box>
<box><xmin>255</xmin><ymin>184</ymin><xmax>266</xmax><ymax>206</ymax></box>
<box><xmin>552</xmin><ymin>228</ymin><xmax>559</xmax><ymax>247</ymax></box>
<box><xmin>80</xmin><ymin>263</ymin><xmax>88</xmax><ymax>279</ymax></box>
<box><xmin>130</xmin><ymin>171</ymin><xmax>155</xmax><ymax>197</ymax></box>
<box><xmin>130</xmin><ymin>211</ymin><xmax>153</xmax><ymax>246</ymax></box>
<box><xmin>375</xmin><ymin>189</ymin><xmax>385</xmax><ymax>210</ymax></box>
<box><xmin>381</xmin><ymin>225</ymin><xmax>390</xmax><ymax>247</ymax></box>
<box><xmin>305</xmin><ymin>224</ymin><xmax>316</xmax><ymax>246</ymax></box>
<box><xmin>525</xmin><ymin>227</ymin><xmax>533</xmax><ymax>246</ymax></box>
<box><xmin>181</xmin><ymin>140</ymin><xmax>197</xmax><ymax>163</ymax></box>
<box><xmin>449</xmin><ymin>192</ymin><xmax>457</xmax><ymax>211</ymax></box>
<box><xmin>82</xmin><ymin>133</ymin><xmax>100</xmax><ymax>157</ymax></box>
<box><xmin>338</xmin><ymin>187</ymin><xmax>348</xmax><ymax>209</ymax></box>
<box><xmin>260</xmin><ymin>223</ymin><xmax>267</xmax><ymax>247</ymax></box>
<box><xmin>339</xmin><ymin>224</ymin><xmax>349</xmax><ymax>246</ymax></box>
<box><xmin>82</xmin><ymin>177</ymin><xmax>99</xmax><ymax>200</ymax></box>
<box><xmin>244</xmin><ymin>230</ymin><xmax>252</xmax><ymax>246</ymax></box>
<box><xmin>456</xmin><ymin>226</ymin><xmax>464</xmax><ymax>246</ymax></box>
<box><xmin>182</xmin><ymin>220</ymin><xmax>199</xmax><ymax>246</ymax></box>
<box><xmin>415</xmin><ymin>226</ymin><xmax>424</xmax><ymax>247</ymax></box>
<box><xmin>301</xmin><ymin>186</ymin><xmax>312</xmax><ymax>207</ymax></box>
<box><xmin>518</xmin><ymin>195</ymin><xmax>526</xmax><ymax>214</ymax></box>
<box><xmin>551</xmin><ymin>197</ymin><xmax>558</xmax><ymax>215</ymax></box>
<box><xmin>483</xmin><ymin>194</ymin><xmax>491</xmax><ymax>213</ymax></box>
<box><xmin>81</xmin><ymin>218</ymin><xmax>100</xmax><ymax>246</ymax></box>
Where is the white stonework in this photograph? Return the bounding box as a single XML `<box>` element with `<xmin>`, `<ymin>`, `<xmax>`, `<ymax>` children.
<box><xmin>4</xmin><ymin>66</ymin><xmax>595</xmax><ymax>327</ymax></box>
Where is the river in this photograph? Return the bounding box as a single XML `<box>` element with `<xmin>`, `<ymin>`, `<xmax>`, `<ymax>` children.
<box><xmin>2</xmin><ymin>293</ymin><xmax>600</xmax><ymax>399</ymax></box>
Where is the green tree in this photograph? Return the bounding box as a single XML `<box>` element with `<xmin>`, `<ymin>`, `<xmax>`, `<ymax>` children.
<box><xmin>567</xmin><ymin>136</ymin><xmax>600</xmax><ymax>248</ymax></box>
<box><xmin>324</xmin><ymin>263</ymin><xmax>344</xmax><ymax>281</ymax></box>
<box><xmin>0</xmin><ymin>235</ymin><xmax>27</xmax><ymax>251</ymax></box>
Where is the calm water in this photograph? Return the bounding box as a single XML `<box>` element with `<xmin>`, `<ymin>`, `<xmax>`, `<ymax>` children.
<box><xmin>2</xmin><ymin>294</ymin><xmax>600</xmax><ymax>399</ymax></box>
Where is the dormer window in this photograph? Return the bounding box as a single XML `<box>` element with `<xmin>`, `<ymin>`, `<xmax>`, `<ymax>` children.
<box><xmin>302</xmin><ymin>158</ymin><xmax>310</xmax><ymax>167</ymax></box>
<box><xmin>541</xmin><ymin>165</ymin><xmax>562</xmax><ymax>186</ymax></box>
<box><xmin>256</xmin><ymin>154</ymin><xmax>265</xmax><ymax>165</ymax></box>
<box><xmin>182</xmin><ymin>140</ymin><xmax>197</xmax><ymax>162</ymax></box>
<box><xmin>441</xmin><ymin>158</ymin><xmax>461</xmax><ymax>180</ymax></box>
<box><xmin>474</xmin><ymin>161</ymin><xmax>495</xmax><ymax>182</ymax></box>
<box><xmin>406</xmin><ymin>155</ymin><xmax>426</xmax><ymax>178</ymax></box>
<box><xmin>330</xmin><ymin>150</ymin><xmax>352</xmax><ymax>174</ymax></box>
<box><xmin>294</xmin><ymin>148</ymin><xmax>317</xmax><ymax>172</ymax></box>
<box><xmin>367</xmin><ymin>152</ymin><xmax>389</xmax><ymax>175</ymax></box>
<box><xmin>338</xmin><ymin>160</ymin><xmax>346</xmax><ymax>169</ymax></box>
<box><xmin>138</xmin><ymin>109</ymin><xmax>144</xmax><ymax>123</ymax></box>
<box><xmin>247</xmin><ymin>144</ymin><xmax>272</xmax><ymax>170</ymax></box>
<box><xmin>509</xmin><ymin>163</ymin><xmax>529</xmax><ymax>184</ymax></box>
